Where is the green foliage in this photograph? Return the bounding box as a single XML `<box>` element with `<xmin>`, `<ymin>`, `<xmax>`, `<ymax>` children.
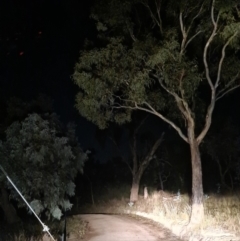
<box><xmin>73</xmin><ymin>0</ymin><xmax>240</xmax><ymax>132</ymax></box>
<box><xmin>0</xmin><ymin>113</ymin><xmax>88</xmax><ymax>220</ymax></box>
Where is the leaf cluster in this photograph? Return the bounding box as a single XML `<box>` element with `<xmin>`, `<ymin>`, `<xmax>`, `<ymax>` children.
<box><xmin>0</xmin><ymin>113</ymin><xmax>88</xmax><ymax>220</ymax></box>
<box><xmin>73</xmin><ymin>0</ymin><xmax>240</xmax><ymax>130</ymax></box>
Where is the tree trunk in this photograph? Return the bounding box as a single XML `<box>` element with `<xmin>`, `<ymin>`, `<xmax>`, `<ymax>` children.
<box><xmin>215</xmin><ymin>158</ymin><xmax>232</xmax><ymax>191</ymax></box>
<box><xmin>130</xmin><ymin>177</ymin><xmax>140</xmax><ymax>202</ymax></box>
<box><xmin>144</xmin><ymin>186</ymin><xmax>148</xmax><ymax>199</ymax></box>
<box><xmin>188</xmin><ymin>139</ymin><xmax>204</xmax><ymax>227</ymax></box>
<box><xmin>159</xmin><ymin>172</ymin><xmax>164</xmax><ymax>190</ymax></box>
<box><xmin>0</xmin><ymin>187</ymin><xmax>19</xmax><ymax>224</ymax></box>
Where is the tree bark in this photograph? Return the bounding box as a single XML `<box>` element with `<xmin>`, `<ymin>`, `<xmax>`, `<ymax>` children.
<box><xmin>144</xmin><ymin>186</ymin><xmax>148</xmax><ymax>199</ymax></box>
<box><xmin>0</xmin><ymin>187</ymin><xmax>19</xmax><ymax>224</ymax></box>
<box><xmin>130</xmin><ymin>177</ymin><xmax>140</xmax><ymax>202</ymax></box>
<box><xmin>130</xmin><ymin>133</ymin><xmax>164</xmax><ymax>202</ymax></box>
<box><xmin>188</xmin><ymin>131</ymin><xmax>204</xmax><ymax>227</ymax></box>
<box><xmin>215</xmin><ymin>157</ymin><xmax>233</xmax><ymax>191</ymax></box>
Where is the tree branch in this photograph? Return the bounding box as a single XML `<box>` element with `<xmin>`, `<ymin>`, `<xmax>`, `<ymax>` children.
<box><xmin>138</xmin><ymin>102</ymin><xmax>189</xmax><ymax>143</ymax></box>
<box><xmin>154</xmin><ymin>0</ymin><xmax>163</xmax><ymax>34</ymax></box>
<box><xmin>185</xmin><ymin>30</ymin><xmax>203</xmax><ymax>49</ymax></box>
<box><xmin>138</xmin><ymin>132</ymin><xmax>165</xmax><ymax>177</ymax></box>
<box><xmin>179</xmin><ymin>2</ymin><xmax>204</xmax><ymax>55</ymax></box>
<box><xmin>197</xmin><ymin>0</ymin><xmax>218</xmax><ymax>144</ymax></box>
<box><xmin>179</xmin><ymin>11</ymin><xmax>187</xmax><ymax>57</ymax></box>
<box><xmin>113</xmin><ymin>98</ymin><xmax>188</xmax><ymax>143</ymax></box>
<box><xmin>215</xmin><ymin>33</ymin><xmax>238</xmax><ymax>89</ymax></box>
<box><xmin>216</xmin><ymin>84</ymin><xmax>240</xmax><ymax>101</ymax></box>
<box><xmin>186</xmin><ymin>2</ymin><xmax>205</xmax><ymax>33</ymax></box>
<box><xmin>146</xmin><ymin>132</ymin><xmax>165</xmax><ymax>164</ymax></box>
<box><xmin>157</xmin><ymin>77</ymin><xmax>193</xmax><ymax>123</ymax></box>
<box><xmin>126</xmin><ymin>20</ymin><xmax>137</xmax><ymax>42</ymax></box>
<box><xmin>197</xmin><ymin>0</ymin><xmax>238</xmax><ymax>144</ymax></box>
<box><xmin>203</xmin><ymin>0</ymin><xmax>218</xmax><ymax>91</ymax></box>
<box><xmin>216</xmin><ymin>71</ymin><xmax>240</xmax><ymax>99</ymax></box>
<box><xmin>135</xmin><ymin>114</ymin><xmax>149</xmax><ymax>133</ymax></box>
<box><xmin>211</xmin><ymin>0</ymin><xmax>220</xmax><ymax>27</ymax></box>
<box><xmin>141</xmin><ymin>0</ymin><xmax>163</xmax><ymax>34</ymax></box>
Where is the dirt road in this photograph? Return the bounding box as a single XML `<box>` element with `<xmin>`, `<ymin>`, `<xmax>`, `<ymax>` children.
<box><xmin>78</xmin><ymin>214</ymin><xmax>182</xmax><ymax>241</ymax></box>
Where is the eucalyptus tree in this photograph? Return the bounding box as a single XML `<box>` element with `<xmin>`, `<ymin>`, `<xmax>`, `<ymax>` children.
<box><xmin>0</xmin><ymin>113</ymin><xmax>88</xmax><ymax>223</ymax></box>
<box><xmin>126</xmin><ymin>119</ymin><xmax>164</xmax><ymax>202</ymax></box>
<box><xmin>73</xmin><ymin>0</ymin><xmax>240</xmax><ymax>228</ymax></box>
<box><xmin>107</xmin><ymin>115</ymin><xmax>164</xmax><ymax>202</ymax></box>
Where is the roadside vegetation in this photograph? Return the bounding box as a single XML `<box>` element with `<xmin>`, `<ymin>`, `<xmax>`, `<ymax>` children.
<box><xmin>2</xmin><ymin>184</ymin><xmax>240</xmax><ymax>241</ymax></box>
<box><xmin>76</xmin><ymin>184</ymin><xmax>240</xmax><ymax>241</ymax></box>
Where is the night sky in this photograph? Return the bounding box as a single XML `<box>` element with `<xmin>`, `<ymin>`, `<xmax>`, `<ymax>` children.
<box><xmin>0</xmin><ymin>0</ymin><xmax>239</xmax><ymax>162</ymax></box>
<box><xmin>0</xmin><ymin>0</ymin><xmax>104</xmax><ymax>154</ymax></box>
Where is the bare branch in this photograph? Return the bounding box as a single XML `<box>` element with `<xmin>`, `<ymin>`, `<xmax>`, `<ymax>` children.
<box><xmin>215</xmin><ymin>33</ymin><xmax>238</xmax><ymax>88</ymax></box>
<box><xmin>138</xmin><ymin>132</ymin><xmax>165</xmax><ymax>177</ymax></box>
<box><xmin>113</xmin><ymin>96</ymin><xmax>188</xmax><ymax>142</ymax></box>
<box><xmin>125</xmin><ymin>20</ymin><xmax>137</xmax><ymax>42</ymax></box>
<box><xmin>138</xmin><ymin>114</ymin><xmax>149</xmax><ymax>131</ymax></box>
<box><xmin>179</xmin><ymin>11</ymin><xmax>187</xmax><ymax>56</ymax></box>
<box><xmin>179</xmin><ymin>11</ymin><xmax>185</xmax><ymax>39</ymax></box>
<box><xmin>211</xmin><ymin>0</ymin><xmax>219</xmax><ymax>27</ymax></box>
<box><xmin>179</xmin><ymin>1</ymin><xmax>204</xmax><ymax>55</ymax></box>
<box><xmin>145</xmin><ymin>132</ymin><xmax>165</xmax><ymax>165</ymax></box>
<box><xmin>139</xmin><ymin>102</ymin><xmax>189</xmax><ymax>143</ymax></box>
<box><xmin>216</xmin><ymin>84</ymin><xmax>240</xmax><ymax>101</ymax></box>
<box><xmin>185</xmin><ymin>30</ymin><xmax>203</xmax><ymax>49</ymax></box>
<box><xmin>154</xmin><ymin>0</ymin><xmax>163</xmax><ymax>34</ymax></box>
<box><xmin>141</xmin><ymin>0</ymin><xmax>163</xmax><ymax>34</ymax></box>
<box><xmin>186</xmin><ymin>2</ymin><xmax>205</xmax><ymax>34</ymax></box>
<box><xmin>217</xmin><ymin>71</ymin><xmax>240</xmax><ymax>97</ymax></box>
<box><xmin>197</xmin><ymin>1</ymin><xmax>218</xmax><ymax>144</ymax></box>
<box><xmin>203</xmin><ymin>0</ymin><xmax>220</xmax><ymax>89</ymax></box>
<box><xmin>197</xmin><ymin>0</ymin><xmax>238</xmax><ymax>144</ymax></box>
<box><xmin>157</xmin><ymin>77</ymin><xmax>193</xmax><ymax>123</ymax></box>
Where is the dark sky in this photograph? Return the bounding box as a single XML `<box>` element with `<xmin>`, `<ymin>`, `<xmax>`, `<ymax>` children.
<box><xmin>0</xmin><ymin>0</ymin><xmax>103</xmax><ymax>153</ymax></box>
<box><xmin>0</xmin><ymin>0</ymin><xmax>239</xmax><ymax>162</ymax></box>
<box><xmin>0</xmin><ymin>0</ymin><xmax>92</xmax><ymax>107</ymax></box>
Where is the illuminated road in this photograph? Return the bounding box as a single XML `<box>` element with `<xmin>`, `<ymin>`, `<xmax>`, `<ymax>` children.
<box><xmin>78</xmin><ymin>214</ymin><xmax>181</xmax><ymax>241</ymax></box>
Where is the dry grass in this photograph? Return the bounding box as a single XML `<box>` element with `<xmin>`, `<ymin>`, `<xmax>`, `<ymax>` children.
<box><xmin>78</xmin><ymin>188</ymin><xmax>240</xmax><ymax>241</ymax></box>
<box><xmin>203</xmin><ymin>193</ymin><xmax>240</xmax><ymax>235</ymax></box>
<box><xmin>4</xmin><ymin>188</ymin><xmax>240</xmax><ymax>241</ymax></box>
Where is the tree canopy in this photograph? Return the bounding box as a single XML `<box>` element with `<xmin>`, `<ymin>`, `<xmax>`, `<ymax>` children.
<box><xmin>73</xmin><ymin>0</ymin><xmax>240</xmax><ymax>227</ymax></box>
<box><xmin>0</xmin><ymin>113</ymin><xmax>88</xmax><ymax>220</ymax></box>
<box><xmin>73</xmin><ymin>0</ymin><xmax>240</xmax><ymax>138</ymax></box>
